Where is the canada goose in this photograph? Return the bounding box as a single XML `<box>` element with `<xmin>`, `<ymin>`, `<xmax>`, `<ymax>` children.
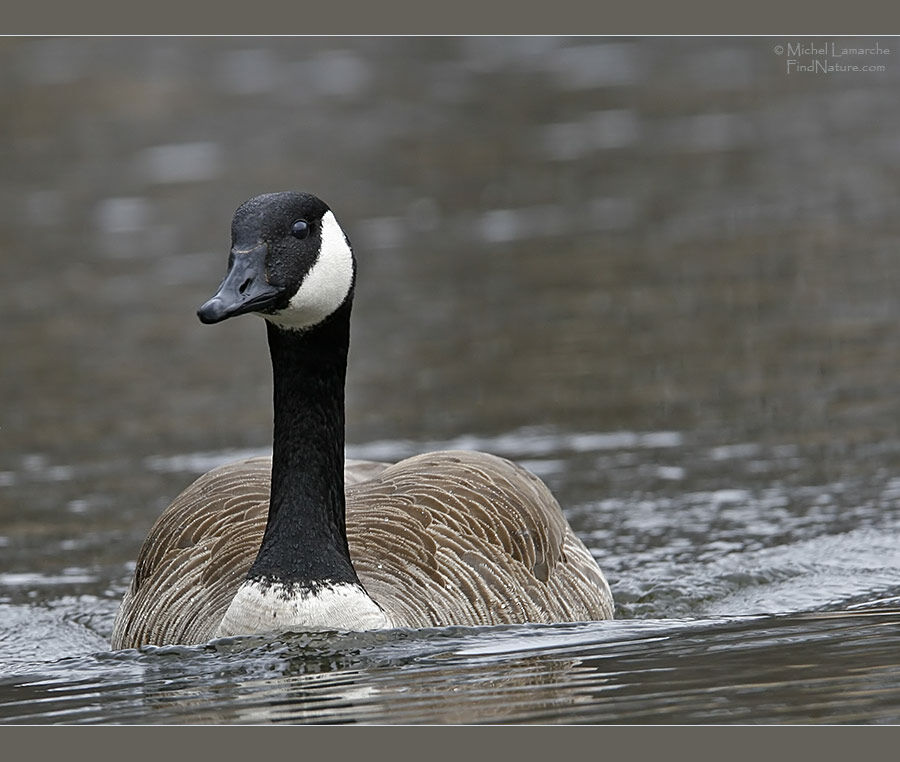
<box><xmin>110</xmin><ymin>191</ymin><xmax>614</xmax><ymax>649</ymax></box>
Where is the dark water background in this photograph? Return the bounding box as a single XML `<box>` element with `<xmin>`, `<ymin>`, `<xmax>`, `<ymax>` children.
<box><xmin>1</xmin><ymin>36</ymin><xmax>900</xmax><ymax>724</ymax></box>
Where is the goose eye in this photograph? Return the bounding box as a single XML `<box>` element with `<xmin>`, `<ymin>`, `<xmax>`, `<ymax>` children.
<box><xmin>291</xmin><ymin>220</ymin><xmax>310</xmax><ymax>239</ymax></box>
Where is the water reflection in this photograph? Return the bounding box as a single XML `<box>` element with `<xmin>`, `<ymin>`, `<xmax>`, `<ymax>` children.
<box><xmin>3</xmin><ymin>610</ymin><xmax>898</xmax><ymax>724</ymax></box>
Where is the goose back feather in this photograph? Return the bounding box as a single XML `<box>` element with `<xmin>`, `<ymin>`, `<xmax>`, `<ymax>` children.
<box><xmin>111</xmin><ymin>451</ymin><xmax>612</xmax><ymax>649</ymax></box>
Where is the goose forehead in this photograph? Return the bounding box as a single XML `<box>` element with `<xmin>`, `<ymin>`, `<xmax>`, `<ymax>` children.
<box><xmin>232</xmin><ymin>192</ymin><xmax>329</xmax><ymax>240</ymax></box>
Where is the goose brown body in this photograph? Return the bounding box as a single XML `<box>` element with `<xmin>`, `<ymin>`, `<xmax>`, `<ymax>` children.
<box><xmin>111</xmin><ymin>451</ymin><xmax>613</xmax><ymax>649</ymax></box>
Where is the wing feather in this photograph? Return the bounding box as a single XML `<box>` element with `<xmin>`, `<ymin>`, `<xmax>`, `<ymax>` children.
<box><xmin>111</xmin><ymin>450</ymin><xmax>613</xmax><ymax>649</ymax></box>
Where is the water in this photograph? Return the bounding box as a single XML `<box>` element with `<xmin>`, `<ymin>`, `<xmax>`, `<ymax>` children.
<box><xmin>2</xmin><ymin>36</ymin><xmax>900</xmax><ymax>724</ymax></box>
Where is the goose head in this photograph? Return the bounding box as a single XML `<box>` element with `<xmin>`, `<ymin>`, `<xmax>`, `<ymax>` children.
<box><xmin>197</xmin><ymin>191</ymin><xmax>355</xmax><ymax>331</ymax></box>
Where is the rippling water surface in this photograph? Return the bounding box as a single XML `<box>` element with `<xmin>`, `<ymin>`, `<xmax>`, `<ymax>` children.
<box><xmin>2</xmin><ymin>37</ymin><xmax>900</xmax><ymax>724</ymax></box>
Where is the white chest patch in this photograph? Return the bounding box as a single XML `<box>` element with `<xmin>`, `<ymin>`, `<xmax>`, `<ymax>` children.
<box><xmin>265</xmin><ymin>210</ymin><xmax>355</xmax><ymax>331</ymax></box>
<box><xmin>215</xmin><ymin>580</ymin><xmax>394</xmax><ymax>638</ymax></box>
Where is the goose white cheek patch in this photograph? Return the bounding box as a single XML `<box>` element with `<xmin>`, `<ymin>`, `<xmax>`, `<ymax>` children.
<box><xmin>266</xmin><ymin>210</ymin><xmax>355</xmax><ymax>330</ymax></box>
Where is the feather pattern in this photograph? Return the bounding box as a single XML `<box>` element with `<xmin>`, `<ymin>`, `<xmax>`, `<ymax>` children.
<box><xmin>110</xmin><ymin>451</ymin><xmax>613</xmax><ymax>649</ymax></box>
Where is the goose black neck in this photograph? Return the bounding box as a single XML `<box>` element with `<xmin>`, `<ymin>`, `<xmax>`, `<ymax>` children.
<box><xmin>247</xmin><ymin>299</ymin><xmax>360</xmax><ymax>590</ymax></box>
